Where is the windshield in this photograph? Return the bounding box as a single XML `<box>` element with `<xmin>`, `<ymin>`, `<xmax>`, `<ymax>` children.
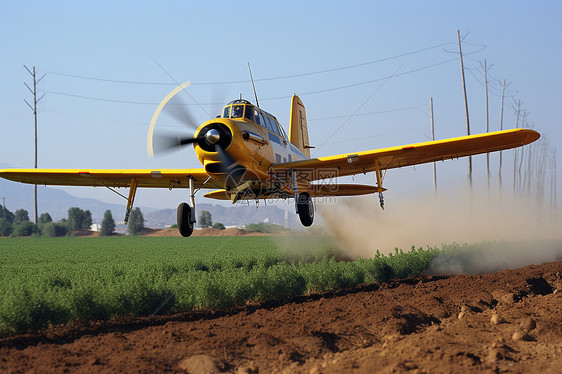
<box><xmin>222</xmin><ymin>106</ymin><xmax>231</xmax><ymax>118</ymax></box>
<box><xmin>231</xmin><ymin>105</ymin><xmax>244</xmax><ymax>118</ymax></box>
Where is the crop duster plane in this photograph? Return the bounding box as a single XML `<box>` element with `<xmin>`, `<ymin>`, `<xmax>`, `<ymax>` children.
<box><xmin>0</xmin><ymin>81</ymin><xmax>540</xmax><ymax>236</ymax></box>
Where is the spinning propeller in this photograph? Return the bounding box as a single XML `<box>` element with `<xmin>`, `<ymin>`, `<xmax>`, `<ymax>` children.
<box><xmin>147</xmin><ymin>81</ymin><xmax>239</xmax><ymax>174</ymax></box>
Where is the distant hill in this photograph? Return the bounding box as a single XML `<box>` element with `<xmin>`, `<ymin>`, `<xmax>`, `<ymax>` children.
<box><xmin>1</xmin><ymin>166</ymin><xmax>293</xmax><ymax>227</ymax></box>
<box><xmin>0</xmin><ymin>175</ymin><xmax>154</xmax><ymax>223</ymax></box>
<box><xmin>145</xmin><ymin>203</ymin><xmax>293</xmax><ymax>228</ymax></box>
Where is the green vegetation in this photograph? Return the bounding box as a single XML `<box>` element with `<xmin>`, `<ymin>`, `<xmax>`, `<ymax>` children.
<box><xmin>198</xmin><ymin>210</ymin><xmax>212</xmax><ymax>228</ymax></box>
<box><xmin>245</xmin><ymin>222</ymin><xmax>288</xmax><ymax>233</ymax></box>
<box><xmin>38</xmin><ymin>213</ymin><xmax>53</xmax><ymax>224</ymax></box>
<box><xmin>212</xmin><ymin>222</ymin><xmax>226</xmax><ymax>230</ymax></box>
<box><xmin>0</xmin><ymin>218</ymin><xmax>13</xmax><ymax>236</ymax></box>
<box><xmin>67</xmin><ymin>207</ymin><xmax>93</xmax><ymax>231</ymax></box>
<box><xmin>41</xmin><ymin>222</ymin><xmax>70</xmax><ymax>237</ymax></box>
<box><xmin>1</xmin><ymin>207</ymin><xmax>40</xmax><ymax>237</ymax></box>
<box><xmin>100</xmin><ymin>210</ymin><xmax>115</xmax><ymax>236</ymax></box>
<box><xmin>0</xmin><ymin>205</ymin><xmax>15</xmax><ymax>223</ymax></box>
<box><xmin>0</xmin><ymin>206</ymin><xmax>112</xmax><ymax>238</ymax></box>
<box><xmin>0</xmin><ymin>236</ymin><xmax>443</xmax><ymax>334</ymax></box>
<box><xmin>13</xmin><ymin>209</ymin><xmax>30</xmax><ymax>225</ymax></box>
<box><xmin>11</xmin><ymin>221</ymin><xmax>38</xmax><ymax>237</ymax></box>
<box><xmin>127</xmin><ymin>208</ymin><xmax>144</xmax><ymax>235</ymax></box>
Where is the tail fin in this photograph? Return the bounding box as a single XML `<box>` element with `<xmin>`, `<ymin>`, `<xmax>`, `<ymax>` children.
<box><xmin>289</xmin><ymin>95</ymin><xmax>311</xmax><ymax>158</ymax></box>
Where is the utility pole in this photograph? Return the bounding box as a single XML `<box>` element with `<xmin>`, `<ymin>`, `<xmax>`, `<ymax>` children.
<box><xmin>1</xmin><ymin>197</ymin><xmax>5</xmax><ymax>210</ymax></box>
<box><xmin>430</xmin><ymin>97</ymin><xmax>436</xmax><ymax>191</ymax></box>
<box><xmin>458</xmin><ymin>30</ymin><xmax>472</xmax><ymax>189</ymax></box>
<box><xmin>517</xmin><ymin>110</ymin><xmax>528</xmax><ymax>196</ymax></box>
<box><xmin>481</xmin><ymin>60</ymin><xmax>492</xmax><ymax>191</ymax></box>
<box><xmin>24</xmin><ymin>65</ymin><xmax>45</xmax><ymax>224</ymax></box>
<box><xmin>554</xmin><ymin>149</ymin><xmax>557</xmax><ymax>214</ymax></box>
<box><xmin>513</xmin><ymin>99</ymin><xmax>522</xmax><ymax>197</ymax></box>
<box><xmin>498</xmin><ymin>79</ymin><xmax>508</xmax><ymax>189</ymax></box>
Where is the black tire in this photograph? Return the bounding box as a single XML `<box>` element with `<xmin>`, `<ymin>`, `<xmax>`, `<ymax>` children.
<box><xmin>177</xmin><ymin>202</ymin><xmax>194</xmax><ymax>237</ymax></box>
<box><xmin>296</xmin><ymin>192</ymin><xmax>314</xmax><ymax>227</ymax></box>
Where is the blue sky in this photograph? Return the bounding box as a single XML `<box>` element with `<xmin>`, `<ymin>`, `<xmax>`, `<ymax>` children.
<box><xmin>1</xmin><ymin>0</ymin><xmax>560</xmax><ymax>211</ymax></box>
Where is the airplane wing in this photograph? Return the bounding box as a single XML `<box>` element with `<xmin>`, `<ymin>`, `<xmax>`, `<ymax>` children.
<box><xmin>270</xmin><ymin>128</ymin><xmax>540</xmax><ymax>182</ymax></box>
<box><xmin>0</xmin><ymin>168</ymin><xmax>221</xmax><ymax>189</ymax></box>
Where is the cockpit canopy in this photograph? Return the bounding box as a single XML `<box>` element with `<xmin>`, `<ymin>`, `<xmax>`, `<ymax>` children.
<box><xmin>222</xmin><ymin>99</ymin><xmax>288</xmax><ymax>139</ymax></box>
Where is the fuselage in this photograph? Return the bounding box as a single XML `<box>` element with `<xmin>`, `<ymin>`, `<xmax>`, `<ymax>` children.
<box><xmin>193</xmin><ymin>99</ymin><xmax>307</xmax><ymax>195</ymax></box>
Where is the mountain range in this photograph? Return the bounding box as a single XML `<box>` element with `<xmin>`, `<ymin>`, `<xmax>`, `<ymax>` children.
<box><xmin>145</xmin><ymin>203</ymin><xmax>290</xmax><ymax>228</ymax></box>
<box><xmin>0</xmin><ymin>176</ymin><xmax>142</xmax><ymax>223</ymax></box>
<box><xmin>0</xmin><ymin>168</ymin><xmax>291</xmax><ymax>227</ymax></box>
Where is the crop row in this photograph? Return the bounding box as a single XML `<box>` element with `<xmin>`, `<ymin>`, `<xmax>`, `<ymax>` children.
<box><xmin>0</xmin><ymin>236</ymin><xmax>441</xmax><ymax>333</ymax></box>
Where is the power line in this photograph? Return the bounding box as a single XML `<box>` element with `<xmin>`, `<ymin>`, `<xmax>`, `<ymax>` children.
<box><xmin>328</xmin><ymin>127</ymin><xmax>420</xmax><ymax>146</ymax></box>
<box><xmin>40</xmin><ymin>72</ymin><xmax>174</xmax><ymax>86</ymax></box>
<box><xmin>308</xmin><ymin>107</ymin><xmax>415</xmax><ymax>122</ymax></box>
<box><xmin>281</xmin><ymin>58</ymin><xmax>458</xmax><ymax>99</ymax></box>
<box><xmin>466</xmin><ymin>68</ymin><xmax>502</xmax><ymax>95</ymax></box>
<box><xmin>42</xmin><ymin>41</ymin><xmax>455</xmax><ymax>86</ymax></box>
<box><xmin>41</xmin><ymin>107</ymin><xmax>414</xmax><ymax>130</ymax></box>
<box><xmin>464</xmin><ymin>64</ymin><xmax>517</xmax><ymax>99</ymax></box>
<box><xmin>313</xmin><ymin>55</ymin><xmax>413</xmax><ymax>155</ymax></box>
<box><xmin>42</xmin><ymin>90</ymin><xmax>158</xmax><ymax>105</ymax></box>
<box><xmin>43</xmin><ymin>57</ymin><xmax>459</xmax><ymax>106</ymax></box>
<box><xmin>233</xmin><ymin>42</ymin><xmax>454</xmax><ymax>83</ymax></box>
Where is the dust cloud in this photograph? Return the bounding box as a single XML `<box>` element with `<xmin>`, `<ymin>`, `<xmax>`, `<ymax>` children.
<box><xmin>317</xmin><ymin>187</ymin><xmax>562</xmax><ymax>274</ymax></box>
<box><xmin>427</xmin><ymin>240</ymin><xmax>562</xmax><ymax>275</ymax></box>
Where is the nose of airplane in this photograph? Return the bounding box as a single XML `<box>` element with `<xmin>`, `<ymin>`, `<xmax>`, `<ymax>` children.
<box><xmin>205</xmin><ymin>129</ymin><xmax>221</xmax><ymax>145</ymax></box>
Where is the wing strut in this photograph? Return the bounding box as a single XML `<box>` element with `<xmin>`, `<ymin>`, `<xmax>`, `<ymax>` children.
<box><xmin>189</xmin><ymin>177</ymin><xmax>196</xmax><ymax>224</ymax></box>
<box><xmin>124</xmin><ymin>178</ymin><xmax>138</xmax><ymax>224</ymax></box>
<box><xmin>375</xmin><ymin>161</ymin><xmax>385</xmax><ymax>210</ymax></box>
<box><xmin>292</xmin><ymin>169</ymin><xmax>299</xmax><ymax>213</ymax></box>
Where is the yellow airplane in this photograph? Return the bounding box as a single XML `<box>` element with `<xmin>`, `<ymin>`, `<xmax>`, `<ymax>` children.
<box><xmin>0</xmin><ymin>82</ymin><xmax>540</xmax><ymax>237</ymax></box>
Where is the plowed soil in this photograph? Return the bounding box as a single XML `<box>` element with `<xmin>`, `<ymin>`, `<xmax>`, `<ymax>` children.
<box><xmin>1</xmin><ymin>261</ymin><xmax>561</xmax><ymax>373</ymax></box>
<box><xmin>69</xmin><ymin>227</ymin><xmax>271</xmax><ymax>237</ymax></box>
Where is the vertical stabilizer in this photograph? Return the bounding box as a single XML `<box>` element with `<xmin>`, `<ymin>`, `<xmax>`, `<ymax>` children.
<box><xmin>289</xmin><ymin>95</ymin><xmax>311</xmax><ymax>158</ymax></box>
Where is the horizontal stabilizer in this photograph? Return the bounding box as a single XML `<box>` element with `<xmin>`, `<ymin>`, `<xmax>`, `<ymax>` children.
<box><xmin>204</xmin><ymin>190</ymin><xmax>232</xmax><ymax>200</ymax></box>
<box><xmin>307</xmin><ymin>184</ymin><xmax>384</xmax><ymax>197</ymax></box>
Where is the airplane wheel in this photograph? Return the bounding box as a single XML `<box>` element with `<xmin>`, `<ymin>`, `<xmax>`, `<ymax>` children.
<box><xmin>297</xmin><ymin>192</ymin><xmax>314</xmax><ymax>227</ymax></box>
<box><xmin>177</xmin><ymin>202</ymin><xmax>194</xmax><ymax>237</ymax></box>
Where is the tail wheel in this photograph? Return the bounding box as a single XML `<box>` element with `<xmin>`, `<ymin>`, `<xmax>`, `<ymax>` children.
<box><xmin>177</xmin><ymin>202</ymin><xmax>194</xmax><ymax>237</ymax></box>
<box><xmin>297</xmin><ymin>192</ymin><xmax>314</xmax><ymax>227</ymax></box>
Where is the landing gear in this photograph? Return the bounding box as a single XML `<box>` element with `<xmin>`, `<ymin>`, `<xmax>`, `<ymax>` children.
<box><xmin>296</xmin><ymin>192</ymin><xmax>314</xmax><ymax>227</ymax></box>
<box><xmin>177</xmin><ymin>202</ymin><xmax>194</xmax><ymax>237</ymax></box>
<box><xmin>177</xmin><ymin>177</ymin><xmax>198</xmax><ymax>237</ymax></box>
<box><xmin>289</xmin><ymin>169</ymin><xmax>314</xmax><ymax>227</ymax></box>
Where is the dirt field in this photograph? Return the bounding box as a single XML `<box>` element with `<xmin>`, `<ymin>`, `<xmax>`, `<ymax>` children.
<box><xmin>70</xmin><ymin>227</ymin><xmax>272</xmax><ymax>237</ymax></box>
<box><xmin>1</xmin><ymin>261</ymin><xmax>560</xmax><ymax>373</ymax></box>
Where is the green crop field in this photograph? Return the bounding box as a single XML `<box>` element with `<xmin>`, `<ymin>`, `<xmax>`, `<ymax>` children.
<box><xmin>0</xmin><ymin>236</ymin><xmax>441</xmax><ymax>334</ymax></box>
